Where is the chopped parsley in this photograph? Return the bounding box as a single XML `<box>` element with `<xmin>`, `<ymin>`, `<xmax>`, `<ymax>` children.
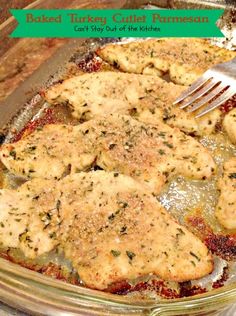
<box><xmin>190</xmin><ymin>251</ymin><xmax>200</xmax><ymax>262</ymax></box>
<box><xmin>111</xmin><ymin>250</ymin><xmax>121</xmax><ymax>257</ymax></box>
<box><xmin>158</xmin><ymin>149</ymin><xmax>165</xmax><ymax>155</ymax></box>
<box><xmin>108</xmin><ymin>213</ymin><xmax>115</xmax><ymax>221</ymax></box>
<box><xmin>109</xmin><ymin>143</ymin><xmax>117</xmax><ymax>150</ymax></box>
<box><xmin>120</xmin><ymin>226</ymin><xmax>127</xmax><ymax>235</ymax></box>
<box><xmin>126</xmin><ymin>251</ymin><xmax>136</xmax><ymax>261</ymax></box>
<box><xmin>163</xmin><ymin>142</ymin><xmax>173</xmax><ymax>149</ymax></box>
<box><xmin>9</xmin><ymin>150</ymin><xmax>16</xmax><ymax>159</ymax></box>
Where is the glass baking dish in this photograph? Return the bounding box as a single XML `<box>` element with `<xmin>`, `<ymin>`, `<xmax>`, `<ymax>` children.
<box><xmin>0</xmin><ymin>0</ymin><xmax>236</xmax><ymax>315</ymax></box>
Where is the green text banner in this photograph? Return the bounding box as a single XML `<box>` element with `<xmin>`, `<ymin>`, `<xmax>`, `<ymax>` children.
<box><xmin>10</xmin><ymin>9</ymin><xmax>224</xmax><ymax>38</ymax></box>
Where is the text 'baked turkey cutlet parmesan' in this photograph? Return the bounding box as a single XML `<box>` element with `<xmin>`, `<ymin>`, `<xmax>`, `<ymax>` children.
<box><xmin>97</xmin><ymin>38</ymin><xmax>236</xmax><ymax>85</ymax></box>
<box><xmin>44</xmin><ymin>71</ymin><xmax>221</xmax><ymax>136</ymax></box>
<box><xmin>0</xmin><ymin>114</ymin><xmax>216</xmax><ymax>194</ymax></box>
<box><xmin>0</xmin><ymin>171</ymin><xmax>213</xmax><ymax>290</ymax></box>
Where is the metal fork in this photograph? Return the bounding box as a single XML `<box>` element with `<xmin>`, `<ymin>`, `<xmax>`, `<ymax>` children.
<box><xmin>173</xmin><ymin>57</ymin><xmax>236</xmax><ymax>118</ymax></box>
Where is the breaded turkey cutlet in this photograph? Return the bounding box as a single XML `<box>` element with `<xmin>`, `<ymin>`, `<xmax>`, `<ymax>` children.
<box><xmin>223</xmin><ymin>108</ymin><xmax>236</xmax><ymax>145</ymax></box>
<box><xmin>0</xmin><ymin>114</ymin><xmax>216</xmax><ymax>194</ymax></box>
<box><xmin>44</xmin><ymin>71</ymin><xmax>221</xmax><ymax>136</ymax></box>
<box><xmin>0</xmin><ymin>171</ymin><xmax>213</xmax><ymax>289</ymax></box>
<box><xmin>97</xmin><ymin>38</ymin><xmax>236</xmax><ymax>85</ymax></box>
<box><xmin>0</xmin><ymin>124</ymin><xmax>96</xmax><ymax>180</ymax></box>
<box><xmin>0</xmin><ymin>177</ymin><xmax>60</xmax><ymax>258</ymax></box>
<box><xmin>215</xmin><ymin>158</ymin><xmax>236</xmax><ymax>230</ymax></box>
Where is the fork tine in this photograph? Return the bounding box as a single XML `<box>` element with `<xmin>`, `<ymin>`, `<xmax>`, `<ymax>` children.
<box><xmin>173</xmin><ymin>75</ymin><xmax>210</xmax><ymax>105</ymax></box>
<box><xmin>179</xmin><ymin>79</ymin><xmax>218</xmax><ymax>109</ymax></box>
<box><xmin>187</xmin><ymin>82</ymin><xmax>226</xmax><ymax>113</ymax></box>
<box><xmin>196</xmin><ymin>87</ymin><xmax>236</xmax><ymax>118</ymax></box>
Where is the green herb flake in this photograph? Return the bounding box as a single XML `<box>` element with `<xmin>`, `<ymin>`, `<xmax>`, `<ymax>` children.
<box><xmin>158</xmin><ymin>132</ymin><xmax>166</xmax><ymax>138</ymax></box>
<box><xmin>126</xmin><ymin>251</ymin><xmax>136</xmax><ymax>260</ymax></box>
<box><xmin>163</xmin><ymin>142</ymin><xmax>173</xmax><ymax>149</ymax></box>
<box><xmin>56</xmin><ymin>200</ymin><xmax>61</xmax><ymax>211</ymax></box>
<box><xmin>109</xmin><ymin>143</ymin><xmax>117</xmax><ymax>150</ymax></box>
<box><xmin>158</xmin><ymin>149</ymin><xmax>165</xmax><ymax>155</ymax></box>
<box><xmin>108</xmin><ymin>213</ymin><xmax>115</xmax><ymax>221</ymax></box>
<box><xmin>119</xmin><ymin>201</ymin><xmax>129</xmax><ymax>208</ymax></box>
<box><xmin>120</xmin><ymin>226</ymin><xmax>127</xmax><ymax>235</ymax></box>
<box><xmin>177</xmin><ymin>228</ymin><xmax>185</xmax><ymax>235</ymax></box>
<box><xmin>32</xmin><ymin>195</ymin><xmax>40</xmax><ymax>200</ymax></box>
<box><xmin>190</xmin><ymin>251</ymin><xmax>200</xmax><ymax>262</ymax></box>
<box><xmin>9</xmin><ymin>150</ymin><xmax>16</xmax><ymax>159</ymax></box>
<box><xmin>111</xmin><ymin>250</ymin><xmax>121</xmax><ymax>257</ymax></box>
<box><xmin>49</xmin><ymin>232</ymin><xmax>56</xmax><ymax>239</ymax></box>
<box><xmin>27</xmin><ymin>146</ymin><xmax>37</xmax><ymax>152</ymax></box>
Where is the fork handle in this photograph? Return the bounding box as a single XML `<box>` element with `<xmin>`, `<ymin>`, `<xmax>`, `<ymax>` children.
<box><xmin>217</xmin><ymin>56</ymin><xmax>236</xmax><ymax>75</ymax></box>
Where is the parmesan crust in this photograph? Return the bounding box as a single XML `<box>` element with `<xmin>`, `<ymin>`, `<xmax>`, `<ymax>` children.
<box><xmin>223</xmin><ymin>108</ymin><xmax>236</xmax><ymax>145</ymax></box>
<box><xmin>0</xmin><ymin>171</ymin><xmax>213</xmax><ymax>289</ymax></box>
<box><xmin>0</xmin><ymin>114</ymin><xmax>216</xmax><ymax>194</ymax></box>
<box><xmin>97</xmin><ymin>39</ymin><xmax>236</xmax><ymax>85</ymax></box>
<box><xmin>44</xmin><ymin>71</ymin><xmax>221</xmax><ymax>136</ymax></box>
<box><xmin>216</xmin><ymin>158</ymin><xmax>236</xmax><ymax>230</ymax></box>
<box><xmin>0</xmin><ymin>178</ymin><xmax>60</xmax><ymax>258</ymax></box>
<box><xmin>0</xmin><ymin>124</ymin><xmax>96</xmax><ymax>180</ymax></box>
